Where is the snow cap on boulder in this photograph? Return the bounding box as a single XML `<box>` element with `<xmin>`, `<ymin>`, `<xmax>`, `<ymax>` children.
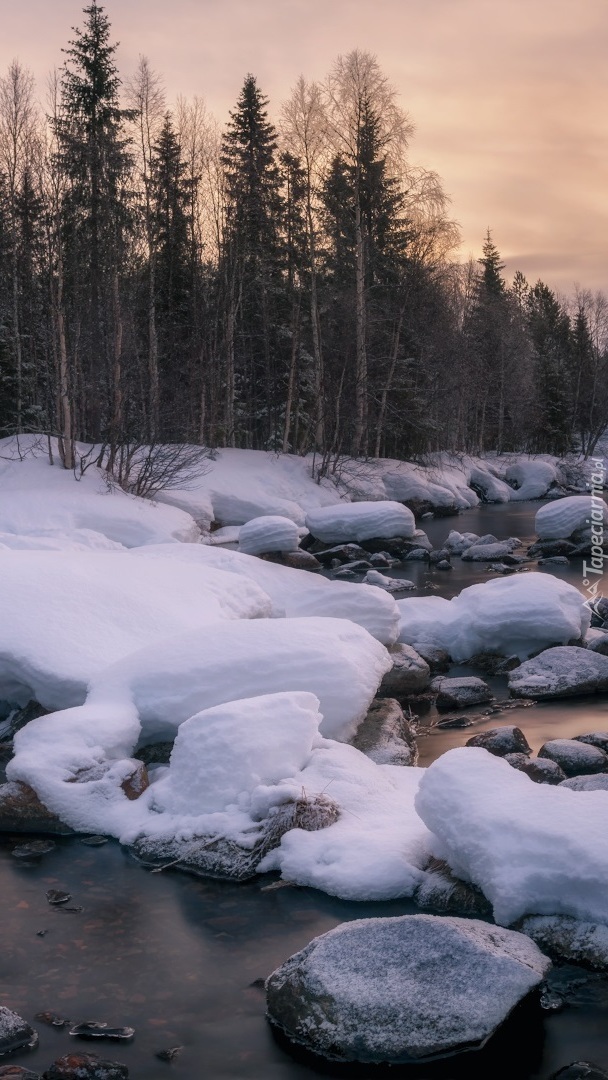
<box><xmin>305</xmin><ymin>501</ymin><xmax>415</xmax><ymax>544</ymax></box>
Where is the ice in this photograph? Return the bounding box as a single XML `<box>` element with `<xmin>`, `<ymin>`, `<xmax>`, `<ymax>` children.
<box><xmin>238</xmin><ymin>514</ymin><xmax>304</xmax><ymax>554</ymax></box>
<box><xmin>416</xmin><ymin>747</ymin><xmax>608</xmax><ymax>926</ymax></box>
<box><xmin>535</xmin><ymin>494</ymin><xmax>608</xmax><ymax>540</ymax></box>
<box><xmin>398</xmin><ymin>573</ymin><xmax>590</xmax><ymax>660</ymax></box>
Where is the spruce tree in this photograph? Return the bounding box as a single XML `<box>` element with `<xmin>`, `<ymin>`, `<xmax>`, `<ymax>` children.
<box><xmin>526</xmin><ymin>281</ymin><xmax>573</xmax><ymax>455</ymax></box>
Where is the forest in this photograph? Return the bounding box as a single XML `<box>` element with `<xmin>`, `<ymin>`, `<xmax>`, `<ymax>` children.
<box><xmin>0</xmin><ymin>2</ymin><xmax>607</xmax><ymax>477</ymax></box>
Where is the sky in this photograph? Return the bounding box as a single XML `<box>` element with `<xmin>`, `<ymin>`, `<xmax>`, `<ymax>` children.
<box><xmin>2</xmin><ymin>0</ymin><xmax>607</xmax><ymax>296</ymax></box>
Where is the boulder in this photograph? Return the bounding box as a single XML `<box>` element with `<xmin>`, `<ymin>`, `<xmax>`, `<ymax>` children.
<box><xmin>42</xmin><ymin>1055</ymin><xmax>128</xmax><ymax>1079</ymax></box>
<box><xmin>311</xmin><ymin>543</ymin><xmax>369</xmax><ymax>566</ymax></box>
<box><xmin>280</xmin><ymin>551</ymin><xmax>322</xmax><ymax>571</ymax></box>
<box><xmin>462</xmin><ymin>542</ymin><xmax>520</xmax><ymax>562</ymax></box>
<box><xmin>0</xmin><ymin>1008</ymin><xmax>38</xmax><ymax>1057</ymax></box>
<box><xmin>535</xmin><ymin>494</ymin><xmax>608</xmax><ymax>542</ymax></box>
<box><xmin>238</xmin><ymin>515</ymin><xmax>303</xmax><ymax>555</ymax></box>
<box><xmin>404</xmin><ymin>548</ymin><xmax>430</xmax><ymax>560</ymax></box>
<box><xmin>378</xmin><ymin>644</ymin><xmax>430</xmax><ymax>697</ymax></box>
<box><xmin>305</xmin><ymin>502</ymin><xmax>415</xmax><ymax>544</ymax></box>
<box><xmin>351</xmin><ymin>698</ymin><xmax>418</xmax><ymax>766</ymax></box>
<box><xmin>265</xmin><ymin>914</ymin><xmax>550</xmax><ymax>1064</ymax></box>
<box><xmin>0</xmin><ymin>1066</ymin><xmax>41</xmax><ymax>1079</ymax></box>
<box><xmin>527</xmin><ymin>539</ymin><xmax>577</xmax><ymax>558</ymax></box>
<box><xmin>508</xmin><ymin>647</ymin><xmax>608</xmax><ymax>699</ymax></box>
<box><xmin>537</xmin><ymin>739</ymin><xmax>608</xmax><ymax>777</ymax></box>
<box><xmin>0</xmin><ymin>781</ymin><xmax>74</xmax><ymax>835</ymax></box>
<box><xmin>586</xmin><ymin>634</ymin><xmax>608</xmax><ymax>657</ymax></box>
<box><xmin>574</xmin><ymin>731</ymin><xmax>608</xmax><ymax>752</ymax></box>
<box><xmin>410</xmin><ymin>641</ymin><xmax>450</xmax><ymax>672</ymax></box>
<box><xmin>363</xmin><ymin>570</ymin><xmax>415</xmax><ymax>593</ymax></box>
<box><xmin>548</xmin><ymin>1066</ymin><xmax>608</xmax><ymax>1080</ymax></box>
<box><xmin>559</xmin><ymin>774</ymin><xmax>608</xmax><ymax>792</ymax></box>
<box><xmin>431</xmin><ymin>676</ymin><xmax>493</xmax><ymax>710</ymax></box>
<box><xmin>521</xmin><ymin>914</ymin><xmax>608</xmax><ymax>972</ymax></box>
<box><xmin>130</xmin><ymin>793</ymin><xmax>339</xmax><ymax>881</ymax></box>
<box><xmin>505</xmin><ymin>754</ymin><xmax>566</xmax><ymax>785</ymax></box>
<box><xmin>415</xmin><ymin>858</ymin><xmax>491</xmax><ymax>917</ymax></box>
<box><xmin>538</xmin><ymin>556</ymin><xmax>570</xmax><ymax>566</ymax></box>
<box><xmin>466</xmin><ymin>726</ymin><xmax>531</xmax><ymax>758</ymax></box>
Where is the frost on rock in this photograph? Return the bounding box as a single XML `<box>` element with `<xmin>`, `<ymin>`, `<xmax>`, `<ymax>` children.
<box><xmin>265</xmin><ymin>914</ymin><xmax>550</xmax><ymax>1064</ymax></box>
<box><xmin>305</xmin><ymin>501</ymin><xmax>415</xmax><ymax>543</ymax></box>
<box><xmin>238</xmin><ymin>515</ymin><xmax>304</xmax><ymax>555</ymax></box>
<box><xmin>416</xmin><ymin>747</ymin><xmax>608</xmax><ymax>926</ymax></box>
<box><xmin>0</xmin><ymin>1005</ymin><xmax>38</xmax><ymax>1055</ymax></box>
<box><xmin>398</xmin><ymin>573</ymin><xmax>590</xmax><ymax>661</ymax></box>
<box><xmin>535</xmin><ymin>495</ymin><xmax>608</xmax><ymax>541</ymax></box>
<box><xmin>520</xmin><ymin>915</ymin><xmax>608</xmax><ymax>971</ymax></box>
<box><xmin>508</xmin><ymin>647</ymin><xmax>608</xmax><ymax>700</ymax></box>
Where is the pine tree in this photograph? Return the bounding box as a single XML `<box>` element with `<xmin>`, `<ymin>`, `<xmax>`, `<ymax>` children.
<box><xmin>52</xmin><ymin>2</ymin><xmax>134</xmax><ymax>442</ymax></box>
<box><xmin>526</xmin><ymin>281</ymin><xmax>573</xmax><ymax>455</ymax></box>
<box><xmin>220</xmin><ymin>74</ymin><xmax>285</xmax><ymax>447</ymax></box>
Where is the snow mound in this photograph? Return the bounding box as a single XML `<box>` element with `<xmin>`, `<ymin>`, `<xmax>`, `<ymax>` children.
<box><xmin>305</xmin><ymin>501</ymin><xmax>415</xmax><ymax>543</ymax></box>
<box><xmin>89</xmin><ymin>616</ymin><xmax>392</xmax><ymax>743</ymax></box>
<box><xmin>133</xmin><ymin>543</ymin><xmax>400</xmax><ymax>645</ymax></box>
<box><xmin>398</xmin><ymin>573</ymin><xmax>589</xmax><ymax>661</ymax></box>
<box><xmin>535</xmin><ymin>495</ymin><xmax>608</xmax><ymax>540</ymax></box>
<box><xmin>0</xmin><ymin>551</ymin><xmax>272</xmax><ymax>710</ymax></box>
<box><xmin>152</xmin><ymin>692</ymin><xmax>321</xmax><ymax>815</ymax></box>
<box><xmin>238</xmin><ymin>514</ymin><xmax>303</xmax><ymax>555</ymax></box>
<box><xmin>505</xmin><ymin>460</ymin><xmax>559</xmax><ymax>500</ymax></box>
<box><xmin>416</xmin><ymin>747</ymin><xmax>608</xmax><ymax>926</ymax></box>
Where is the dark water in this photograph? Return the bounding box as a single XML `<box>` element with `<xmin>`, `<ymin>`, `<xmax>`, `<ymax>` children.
<box><xmin>2</xmin><ymin>501</ymin><xmax>608</xmax><ymax>1079</ymax></box>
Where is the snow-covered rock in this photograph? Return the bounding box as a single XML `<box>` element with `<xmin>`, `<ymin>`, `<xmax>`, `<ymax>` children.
<box><xmin>398</xmin><ymin>573</ymin><xmax>590</xmax><ymax>661</ymax></box>
<box><xmin>466</xmin><ymin>726</ymin><xmax>532</xmax><ymax>758</ymax></box>
<box><xmin>432</xmin><ymin>676</ymin><xmax>493</xmax><ymax>709</ymax></box>
<box><xmin>351</xmin><ymin>698</ymin><xmax>418</xmax><ymax>766</ymax></box>
<box><xmin>461</xmin><ymin>541</ymin><xmax>520</xmax><ymax>561</ymax></box>
<box><xmin>508</xmin><ymin>647</ymin><xmax>608</xmax><ymax>700</ymax></box>
<box><xmin>559</xmin><ymin>774</ymin><xmax>608</xmax><ymax>792</ymax></box>
<box><xmin>265</xmin><ymin>914</ymin><xmax>550</xmax><ymax>1063</ymax></box>
<box><xmin>505</xmin><ymin>459</ymin><xmax>560</xmax><ymax>500</ymax></box>
<box><xmin>238</xmin><ymin>514</ymin><xmax>304</xmax><ymax>555</ymax></box>
<box><xmin>134</xmin><ymin>543</ymin><xmax>400</xmax><ymax>645</ymax></box>
<box><xmin>416</xmin><ymin>747</ymin><xmax>608</xmax><ymax>926</ymax></box>
<box><xmin>0</xmin><ymin>1005</ymin><xmax>38</xmax><ymax>1055</ymax></box>
<box><xmin>378</xmin><ymin>643</ymin><xmax>430</xmax><ymax>696</ymax></box>
<box><xmin>537</xmin><ymin>739</ymin><xmax>608</xmax><ymax>776</ymax></box>
<box><xmin>0</xmin><ymin>551</ymin><xmax>272</xmax><ymax>710</ymax></box>
<box><xmin>521</xmin><ymin>915</ymin><xmax>608</xmax><ymax>972</ymax></box>
<box><xmin>443</xmin><ymin>529</ymin><xmax>479</xmax><ymax>553</ymax></box>
<box><xmin>363</xmin><ymin>569</ymin><xmax>415</xmax><ymax>592</ymax></box>
<box><xmin>305</xmin><ymin>501</ymin><xmax>415</xmax><ymax>543</ymax></box>
<box><xmin>535</xmin><ymin>495</ymin><xmax>608</xmax><ymax>540</ymax></box>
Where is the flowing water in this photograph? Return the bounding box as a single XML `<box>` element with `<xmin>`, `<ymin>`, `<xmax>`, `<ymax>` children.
<box><xmin>2</xmin><ymin>501</ymin><xmax>607</xmax><ymax>1079</ymax></box>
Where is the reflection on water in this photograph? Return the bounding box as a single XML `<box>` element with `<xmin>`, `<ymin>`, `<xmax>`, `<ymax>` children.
<box><xmin>2</xmin><ymin>501</ymin><xmax>607</xmax><ymax>1079</ymax></box>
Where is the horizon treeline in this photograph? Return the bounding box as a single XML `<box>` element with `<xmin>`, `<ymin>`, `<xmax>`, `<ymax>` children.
<box><xmin>1</xmin><ymin>3</ymin><xmax>607</xmax><ymax>474</ymax></box>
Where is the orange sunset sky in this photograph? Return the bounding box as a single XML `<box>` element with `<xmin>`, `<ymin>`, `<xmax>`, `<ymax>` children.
<box><xmin>2</xmin><ymin>0</ymin><xmax>607</xmax><ymax>295</ymax></box>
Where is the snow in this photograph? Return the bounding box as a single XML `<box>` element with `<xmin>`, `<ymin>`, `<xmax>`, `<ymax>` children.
<box><xmin>508</xmin><ymin>647</ymin><xmax>608</xmax><ymax>699</ymax></box>
<box><xmin>133</xmin><ymin>542</ymin><xmax>400</xmax><ymax>645</ymax></box>
<box><xmin>0</xmin><ymin>551</ymin><xmax>272</xmax><ymax>710</ymax></box>
<box><xmin>305</xmin><ymin>501</ymin><xmax>415</xmax><ymax>543</ymax></box>
<box><xmin>504</xmin><ymin>459</ymin><xmax>559</xmax><ymax>500</ymax></box>
<box><xmin>416</xmin><ymin>747</ymin><xmax>608</xmax><ymax>926</ymax></box>
<box><xmin>152</xmin><ymin>692</ymin><xmax>321</xmax><ymax>815</ymax></box>
<box><xmin>238</xmin><ymin>514</ymin><xmax>304</xmax><ymax>555</ymax></box>
<box><xmin>535</xmin><ymin>494</ymin><xmax>608</xmax><ymax>540</ymax></box>
<box><xmin>398</xmin><ymin>572</ymin><xmax>590</xmax><ymax>661</ymax></box>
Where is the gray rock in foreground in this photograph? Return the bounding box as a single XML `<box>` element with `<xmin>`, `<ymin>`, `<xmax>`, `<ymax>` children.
<box><xmin>265</xmin><ymin>914</ymin><xmax>550</xmax><ymax>1064</ymax></box>
<box><xmin>42</xmin><ymin>1054</ymin><xmax>128</xmax><ymax>1078</ymax></box>
<box><xmin>559</xmin><ymin>774</ymin><xmax>608</xmax><ymax>791</ymax></box>
<box><xmin>508</xmin><ymin>647</ymin><xmax>608</xmax><ymax>700</ymax></box>
<box><xmin>378</xmin><ymin>643</ymin><xmax>430</xmax><ymax>697</ymax></box>
<box><xmin>432</xmin><ymin>676</ymin><xmax>493</xmax><ymax>710</ymax></box>
<box><xmin>538</xmin><ymin>739</ymin><xmax>608</xmax><ymax>777</ymax></box>
<box><xmin>548</xmin><ymin>1063</ymin><xmax>608</xmax><ymax>1080</ymax></box>
<box><xmin>466</xmin><ymin>725</ymin><xmax>531</xmax><ymax>758</ymax></box>
<box><xmin>352</xmin><ymin>698</ymin><xmax>418</xmax><ymax>766</ymax></box>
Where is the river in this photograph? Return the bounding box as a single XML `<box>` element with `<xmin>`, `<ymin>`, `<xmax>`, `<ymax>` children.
<box><xmin>2</xmin><ymin>501</ymin><xmax>607</xmax><ymax>1079</ymax></box>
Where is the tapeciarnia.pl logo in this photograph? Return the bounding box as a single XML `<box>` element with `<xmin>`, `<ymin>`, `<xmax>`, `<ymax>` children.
<box><xmin>582</xmin><ymin>457</ymin><xmax>607</xmax><ymax>610</ymax></box>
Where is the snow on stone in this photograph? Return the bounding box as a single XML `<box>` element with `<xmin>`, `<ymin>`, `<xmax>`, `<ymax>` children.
<box><xmin>398</xmin><ymin>573</ymin><xmax>590</xmax><ymax>661</ymax></box>
<box><xmin>133</xmin><ymin>543</ymin><xmax>400</xmax><ymax>645</ymax></box>
<box><xmin>535</xmin><ymin>494</ymin><xmax>608</xmax><ymax>540</ymax></box>
<box><xmin>504</xmin><ymin>459</ymin><xmax>559</xmax><ymax>500</ymax></box>
<box><xmin>306</xmin><ymin>501</ymin><xmax>415</xmax><ymax>543</ymax></box>
<box><xmin>260</xmin><ymin>742</ymin><xmax>430</xmax><ymax>900</ymax></box>
<box><xmin>468</xmin><ymin>466</ymin><xmax>512</xmax><ymax>502</ymax></box>
<box><xmin>416</xmin><ymin>747</ymin><xmax>608</xmax><ymax>926</ymax></box>
<box><xmin>86</xmin><ymin>616</ymin><xmax>391</xmax><ymax>744</ymax></box>
<box><xmin>0</xmin><ymin>551</ymin><xmax>272</xmax><ymax>710</ymax></box>
<box><xmin>265</xmin><ymin>914</ymin><xmax>550</xmax><ymax>1063</ymax></box>
<box><xmin>152</xmin><ymin>692</ymin><xmax>321</xmax><ymax>815</ymax></box>
<box><xmin>238</xmin><ymin>514</ymin><xmax>304</xmax><ymax>555</ymax></box>
<box><xmin>443</xmin><ymin>530</ymin><xmax>479</xmax><ymax>554</ymax></box>
<box><xmin>508</xmin><ymin>647</ymin><xmax>608</xmax><ymax>699</ymax></box>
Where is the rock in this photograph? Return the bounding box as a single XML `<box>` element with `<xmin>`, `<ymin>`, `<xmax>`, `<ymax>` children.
<box><xmin>508</xmin><ymin>647</ymin><xmax>608</xmax><ymax>699</ymax></box>
<box><xmin>42</xmin><ymin>1055</ymin><xmax>128</xmax><ymax>1079</ymax></box>
<box><xmin>464</xmin><ymin>652</ymin><xmax>519</xmax><ymax>675</ymax></box>
<box><xmin>548</xmin><ymin>1063</ymin><xmax>608</xmax><ymax>1080</ymax></box>
<box><xmin>431</xmin><ymin>676</ymin><xmax>493</xmax><ymax>710</ymax></box>
<box><xmin>443</xmin><ymin>530</ymin><xmax>479</xmax><ymax>554</ymax></box>
<box><xmin>68</xmin><ymin>1023</ymin><xmax>134</xmax><ymax>1041</ymax></box>
<box><xmin>0</xmin><ymin>1008</ymin><xmax>38</xmax><ymax>1057</ymax></box>
<box><xmin>435</xmin><ymin>714</ymin><xmax>476</xmax><ymax>729</ymax></box>
<box><xmin>265</xmin><ymin>914</ymin><xmax>550</xmax><ymax>1064</ymax></box>
<box><xmin>119</xmin><ymin>761</ymin><xmax>149</xmax><ymax>801</ymax></box>
<box><xmin>0</xmin><ymin>1066</ymin><xmax>42</xmax><ymax>1078</ymax></box>
<box><xmin>332</xmin><ymin>568</ymin><xmax>356</xmax><ymax>579</ymax></box>
<box><xmin>351</xmin><ymin>698</ymin><xmax>418</xmax><ymax>766</ymax></box>
<box><xmin>586</xmin><ymin>634</ymin><xmax>608</xmax><ymax>656</ymax></box>
<box><xmin>428</xmin><ymin>548</ymin><xmax>450</xmax><ymax>564</ymax></box>
<box><xmin>436</xmin><ymin>559</ymin><xmax>453</xmax><ymax>571</ymax></box>
<box><xmin>537</xmin><ymin>739</ymin><xmax>608</xmax><ymax>777</ymax></box>
<box><xmin>281</xmin><ymin>551</ymin><xmax>322</xmax><ymax>571</ymax></box>
<box><xmin>527</xmin><ymin>539</ymin><xmax>577</xmax><ymax>558</ymax></box>
<box><xmin>333</xmin><ymin>559</ymin><xmax>372</xmax><ymax>573</ymax></box>
<box><xmin>466</xmin><ymin>726</ymin><xmax>532</xmax><ymax>758</ymax></box>
<box><xmin>415</xmin><ymin>858</ymin><xmax>491</xmax><ymax>917</ymax></box>
<box><xmin>462</xmin><ymin>542</ymin><xmax>521</xmax><ymax>562</ymax></box>
<box><xmin>410</xmin><ymin>642</ymin><xmax>450</xmax><ymax>672</ymax></box>
<box><xmin>535</xmin><ymin>495</ymin><xmax>608</xmax><ymax>542</ymax></box>
<box><xmin>559</xmin><ymin>774</ymin><xmax>608</xmax><ymax>792</ymax></box>
<box><xmin>0</xmin><ymin>700</ymin><xmax>49</xmax><ymax>742</ymax></box>
<box><xmin>538</xmin><ymin>556</ymin><xmax>570</xmax><ymax>566</ymax></box>
<box><xmin>573</xmin><ymin>731</ymin><xmax>608</xmax><ymax>753</ymax></box>
<box><xmin>505</xmin><ymin>754</ymin><xmax>567</xmax><ymax>784</ymax></box>
<box><xmin>404</xmin><ymin>548</ymin><xmax>430</xmax><ymax>560</ymax></box>
<box><xmin>0</xmin><ymin>782</ymin><xmax>74</xmax><ymax>835</ymax></box>
<box><xmin>521</xmin><ymin>915</ymin><xmax>608</xmax><ymax>972</ymax></box>
<box><xmin>368</xmin><ymin>551</ymin><xmax>400</xmax><ymax>567</ymax></box>
<box><xmin>363</xmin><ymin>570</ymin><xmax>415</xmax><ymax>593</ymax></box>
<box><xmin>130</xmin><ymin>793</ymin><xmax>339</xmax><ymax>881</ymax></box>
<box><xmin>12</xmin><ymin>839</ymin><xmax>56</xmax><ymax>858</ymax></box>
<box><xmin>378</xmin><ymin>644</ymin><xmax>430</xmax><ymax>697</ymax></box>
<box><xmin>134</xmin><ymin>741</ymin><xmax>173</xmax><ymax>766</ymax></box>
<box><xmin>311</xmin><ymin>543</ymin><xmax>369</xmax><ymax>566</ymax></box>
